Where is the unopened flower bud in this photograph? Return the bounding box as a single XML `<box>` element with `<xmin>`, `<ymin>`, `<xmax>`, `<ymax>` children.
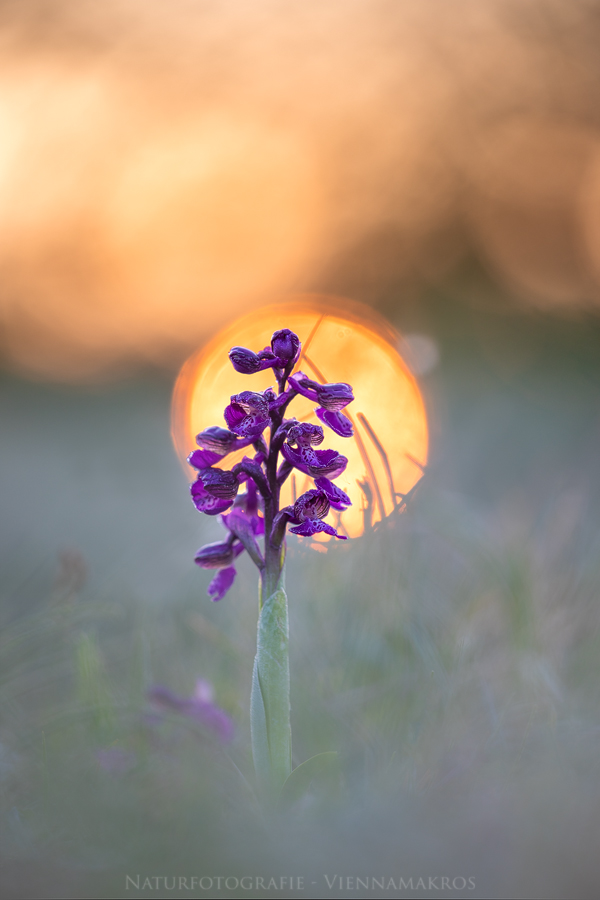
<box><xmin>196</xmin><ymin>426</ymin><xmax>241</xmax><ymax>454</ymax></box>
<box><xmin>271</xmin><ymin>328</ymin><xmax>300</xmax><ymax>362</ymax></box>
<box><xmin>229</xmin><ymin>346</ymin><xmax>262</xmax><ymax>374</ymax></box>
<box><xmin>194</xmin><ymin>540</ymin><xmax>239</xmax><ymax>568</ymax></box>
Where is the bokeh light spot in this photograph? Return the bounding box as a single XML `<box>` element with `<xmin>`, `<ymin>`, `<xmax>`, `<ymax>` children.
<box><xmin>171</xmin><ymin>296</ymin><xmax>429</xmax><ymax>539</ymax></box>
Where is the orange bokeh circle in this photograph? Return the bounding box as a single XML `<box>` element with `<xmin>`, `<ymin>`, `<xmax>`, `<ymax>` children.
<box><xmin>171</xmin><ymin>296</ymin><xmax>428</xmax><ymax>539</ymax></box>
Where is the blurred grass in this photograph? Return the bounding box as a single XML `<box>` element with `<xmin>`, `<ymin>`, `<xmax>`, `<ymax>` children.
<box><xmin>2</xmin><ymin>280</ymin><xmax>600</xmax><ymax>898</ymax></box>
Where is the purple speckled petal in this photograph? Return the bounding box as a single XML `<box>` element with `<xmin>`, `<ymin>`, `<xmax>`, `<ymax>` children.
<box><xmin>282</xmin><ymin>443</ymin><xmax>348</xmax><ymax>479</ymax></box>
<box><xmin>315</xmin><ymin>407</ymin><xmax>353</xmax><ymax>438</ymax></box>
<box><xmin>315</xmin><ymin>382</ymin><xmax>354</xmax><ymax>411</ymax></box>
<box><xmin>293</xmin><ymin>489</ymin><xmax>330</xmax><ymax>522</ymax></box>
<box><xmin>190</xmin><ymin>480</ymin><xmax>234</xmax><ymax>515</ymax></box>
<box><xmin>289</xmin><ymin>519</ymin><xmax>347</xmax><ymax>539</ymax></box>
<box><xmin>198</xmin><ymin>468</ymin><xmax>239</xmax><ymax>499</ymax></box>
<box><xmin>229</xmin><ymin>346</ymin><xmax>262</xmax><ymax>374</ymax></box>
<box><xmin>224</xmin><ymin>391</ymin><xmax>270</xmax><ymax>438</ymax></box>
<box><xmin>187</xmin><ymin>448</ymin><xmax>224</xmax><ymax>469</ymax></box>
<box><xmin>314</xmin><ymin>476</ymin><xmax>352</xmax><ymax>510</ymax></box>
<box><xmin>207</xmin><ymin>565</ymin><xmax>237</xmax><ymax>602</ymax></box>
<box><xmin>195</xmin><ymin>426</ymin><xmax>251</xmax><ymax>455</ymax></box>
<box><xmin>288</xmin><ymin>372</ymin><xmax>320</xmax><ymax>403</ymax></box>
<box><xmin>287</xmin><ymin>422</ymin><xmax>324</xmax><ymax>447</ymax></box>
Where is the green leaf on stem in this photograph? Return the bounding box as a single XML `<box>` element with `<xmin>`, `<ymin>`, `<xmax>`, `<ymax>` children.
<box><xmin>250</xmin><ymin>585</ymin><xmax>291</xmax><ymax>800</ymax></box>
<box><xmin>279</xmin><ymin>751</ymin><xmax>339</xmax><ymax>811</ymax></box>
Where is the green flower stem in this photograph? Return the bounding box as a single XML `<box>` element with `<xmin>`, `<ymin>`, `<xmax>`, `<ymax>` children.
<box><xmin>251</xmin><ymin>557</ymin><xmax>291</xmax><ymax>802</ymax></box>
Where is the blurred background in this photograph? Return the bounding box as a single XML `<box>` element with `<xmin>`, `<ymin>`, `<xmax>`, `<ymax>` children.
<box><xmin>2</xmin><ymin>2</ymin><xmax>600</xmax><ymax>897</ymax></box>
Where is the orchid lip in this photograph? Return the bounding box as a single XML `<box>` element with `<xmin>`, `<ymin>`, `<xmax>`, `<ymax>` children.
<box><xmin>293</xmin><ymin>488</ymin><xmax>330</xmax><ymax>522</ymax></box>
<box><xmin>289</xmin><ymin>519</ymin><xmax>348</xmax><ymax>539</ymax></box>
<box><xmin>281</xmin><ymin>443</ymin><xmax>348</xmax><ymax>479</ymax></box>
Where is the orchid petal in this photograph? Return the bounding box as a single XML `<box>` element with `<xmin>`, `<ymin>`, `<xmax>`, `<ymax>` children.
<box><xmin>315</xmin><ymin>407</ymin><xmax>353</xmax><ymax>438</ymax></box>
<box><xmin>187</xmin><ymin>448</ymin><xmax>224</xmax><ymax>469</ymax></box>
<box><xmin>207</xmin><ymin>566</ymin><xmax>238</xmax><ymax>603</ymax></box>
<box><xmin>282</xmin><ymin>443</ymin><xmax>348</xmax><ymax>479</ymax></box>
<box><xmin>190</xmin><ymin>480</ymin><xmax>233</xmax><ymax>515</ymax></box>
<box><xmin>314</xmin><ymin>476</ymin><xmax>352</xmax><ymax>510</ymax></box>
<box><xmin>290</xmin><ymin>519</ymin><xmax>347</xmax><ymax>539</ymax></box>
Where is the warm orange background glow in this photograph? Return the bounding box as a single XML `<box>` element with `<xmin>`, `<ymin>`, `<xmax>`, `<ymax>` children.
<box><xmin>3</xmin><ymin>4</ymin><xmax>600</xmax><ymax>383</ymax></box>
<box><xmin>171</xmin><ymin>297</ymin><xmax>428</xmax><ymax>539</ymax></box>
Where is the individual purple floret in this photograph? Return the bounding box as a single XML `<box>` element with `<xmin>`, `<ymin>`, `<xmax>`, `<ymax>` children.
<box><xmin>224</xmin><ymin>391</ymin><xmax>271</xmax><ymax>438</ymax></box>
<box><xmin>148</xmin><ymin>680</ymin><xmax>234</xmax><ymax>743</ymax></box>
<box><xmin>314</xmin><ymin>476</ymin><xmax>352</xmax><ymax>510</ymax></box>
<box><xmin>281</xmin><ymin>443</ymin><xmax>348</xmax><ymax>479</ymax></box>
<box><xmin>189</xmin><ymin>327</ymin><xmax>354</xmax><ymax>601</ymax></box>
<box><xmin>195</xmin><ymin>467</ymin><xmax>240</xmax><ymax>499</ymax></box>
<box><xmin>288</xmin><ymin>372</ymin><xmax>353</xmax><ymax>410</ymax></box>
<box><xmin>280</xmin><ymin>488</ymin><xmax>349</xmax><ymax>540</ymax></box>
<box><xmin>286</xmin><ymin>422</ymin><xmax>325</xmax><ymax>447</ymax></box>
<box><xmin>190</xmin><ymin>480</ymin><xmax>235</xmax><ymax>516</ymax></box>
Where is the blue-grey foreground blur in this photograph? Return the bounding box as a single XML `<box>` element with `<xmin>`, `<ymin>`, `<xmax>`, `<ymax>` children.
<box><xmin>2</xmin><ymin>280</ymin><xmax>600</xmax><ymax>899</ymax></box>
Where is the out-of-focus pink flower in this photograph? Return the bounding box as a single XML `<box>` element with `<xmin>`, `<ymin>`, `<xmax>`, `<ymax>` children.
<box><xmin>148</xmin><ymin>680</ymin><xmax>234</xmax><ymax>743</ymax></box>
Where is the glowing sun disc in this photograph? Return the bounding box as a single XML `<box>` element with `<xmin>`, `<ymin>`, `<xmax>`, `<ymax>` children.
<box><xmin>171</xmin><ymin>295</ymin><xmax>428</xmax><ymax>539</ymax></box>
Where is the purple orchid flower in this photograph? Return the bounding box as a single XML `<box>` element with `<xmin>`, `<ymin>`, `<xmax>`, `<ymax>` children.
<box><xmin>290</xmin><ymin>518</ymin><xmax>347</xmax><ymax>539</ymax></box>
<box><xmin>287</xmin><ymin>372</ymin><xmax>354</xmax><ymax>436</ymax></box>
<box><xmin>314</xmin><ymin>476</ymin><xmax>352</xmax><ymax>510</ymax></box>
<box><xmin>194</xmin><ymin>540</ymin><xmax>244</xmax><ymax>600</ymax></box>
<box><xmin>279</xmin><ymin>488</ymin><xmax>348</xmax><ymax>540</ymax></box>
<box><xmin>189</xmin><ymin>326</ymin><xmax>354</xmax><ymax>601</ymax></box>
<box><xmin>228</xmin><ymin>329</ymin><xmax>299</xmax><ymax>376</ymax></box>
<box><xmin>188</xmin><ymin>426</ymin><xmax>255</xmax><ymax>468</ymax></box>
<box><xmin>224</xmin><ymin>391</ymin><xmax>271</xmax><ymax>438</ymax></box>
<box><xmin>315</xmin><ymin>406</ymin><xmax>353</xmax><ymax>437</ymax></box>
<box><xmin>281</xmin><ymin>443</ymin><xmax>348</xmax><ymax>479</ymax></box>
<box><xmin>286</xmin><ymin>422</ymin><xmax>325</xmax><ymax>447</ymax></box>
<box><xmin>190</xmin><ymin>479</ymin><xmax>235</xmax><ymax>515</ymax></box>
<box><xmin>229</xmin><ymin>346</ymin><xmax>285</xmax><ymax>374</ymax></box>
<box><xmin>288</xmin><ymin>372</ymin><xmax>354</xmax><ymax>410</ymax></box>
<box><xmin>195</xmin><ymin>425</ymin><xmax>253</xmax><ymax>455</ymax></box>
<box><xmin>148</xmin><ymin>680</ymin><xmax>234</xmax><ymax>743</ymax></box>
<box><xmin>280</xmin><ymin>420</ymin><xmax>348</xmax><ymax>478</ymax></box>
<box><xmin>197</xmin><ymin>467</ymin><xmax>240</xmax><ymax>499</ymax></box>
